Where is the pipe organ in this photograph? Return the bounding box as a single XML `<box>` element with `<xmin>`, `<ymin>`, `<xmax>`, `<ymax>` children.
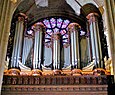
<box><xmin>8</xmin><ymin>13</ymin><xmax>106</xmax><ymax>75</ymax></box>
<box><xmin>10</xmin><ymin>16</ymin><xmax>25</xmax><ymax>69</ymax></box>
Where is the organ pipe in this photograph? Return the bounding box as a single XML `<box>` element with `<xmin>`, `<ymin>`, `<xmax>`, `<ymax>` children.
<box><xmin>32</xmin><ymin>24</ymin><xmax>45</xmax><ymax>69</ymax></box>
<box><xmin>87</xmin><ymin>13</ymin><xmax>104</xmax><ymax>68</ymax></box>
<box><xmin>52</xmin><ymin>33</ymin><xmax>62</xmax><ymax>70</ymax></box>
<box><xmin>10</xmin><ymin>16</ymin><xmax>25</xmax><ymax>68</ymax></box>
<box><xmin>68</xmin><ymin>23</ymin><xmax>81</xmax><ymax>69</ymax></box>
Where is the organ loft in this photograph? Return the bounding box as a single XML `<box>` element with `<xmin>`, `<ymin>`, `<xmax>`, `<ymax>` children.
<box><xmin>0</xmin><ymin>0</ymin><xmax>114</xmax><ymax>95</ymax></box>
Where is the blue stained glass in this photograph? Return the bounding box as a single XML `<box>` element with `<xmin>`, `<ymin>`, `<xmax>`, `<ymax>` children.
<box><xmin>63</xmin><ymin>39</ymin><xmax>68</xmax><ymax>43</ymax></box>
<box><xmin>27</xmin><ymin>30</ymin><xmax>33</xmax><ymax>35</ymax></box>
<box><xmin>57</xmin><ymin>18</ymin><xmax>63</xmax><ymax>28</ymax></box>
<box><xmin>45</xmin><ymin>34</ymin><xmax>51</xmax><ymax>38</ymax></box>
<box><xmin>50</xmin><ymin>18</ymin><xmax>56</xmax><ymax>28</ymax></box>
<box><xmin>46</xmin><ymin>29</ymin><xmax>53</xmax><ymax>35</ymax></box>
<box><xmin>63</xmin><ymin>35</ymin><xmax>67</xmax><ymax>39</ymax></box>
<box><xmin>80</xmin><ymin>30</ymin><xmax>85</xmax><ymax>36</ymax></box>
<box><xmin>53</xmin><ymin>28</ymin><xmax>59</xmax><ymax>33</ymax></box>
<box><xmin>60</xmin><ymin>30</ymin><xmax>66</xmax><ymax>35</ymax></box>
<box><xmin>64</xmin><ymin>34</ymin><xmax>68</xmax><ymax>38</ymax></box>
<box><xmin>62</xmin><ymin>20</ymin><xmax>70</xmax><ymax>28</ymax></box>
<box><xmin>43</xmin><ymin>19</ymin><xmax>51</xmax><ymax>28</ymax></box>
<box><xmin>45</xmin><ymin>39</ymin><xmax>50</xmax><ymax>43</ymax></box>
<box><xmin>42</xmin><ymin>17</ymin><xmax>70</xmax><ymax>48</ymax></box>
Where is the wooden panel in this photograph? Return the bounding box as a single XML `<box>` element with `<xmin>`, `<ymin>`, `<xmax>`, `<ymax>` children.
<box><xmin>2</xmin><ymin>75</ymin><xmax>113</xmax><ymax>95</ymax></box>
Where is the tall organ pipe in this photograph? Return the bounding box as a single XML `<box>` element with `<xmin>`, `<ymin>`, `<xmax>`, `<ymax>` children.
<box><xmin>10</xmin><ymin>16</ymin><xmax>25</xmax><ymax>69</ymax></box>
<box><xmin>87</xmin><ymin>13</ymin><xmax>104</xmax><ymax>68</ymax></box>
<box><xmin>68</xmin><ymin>23</ymin><xmax>81</xmax><ymax>69</ymax></box>
<box><xmin>52</xmin><ymin>33</ymin><xmax>62</xmax><ymax>70</ymax></box>
<box><xmin>32</xmin><ymin>24</ymin><xmax>45</xmax><ymax>70</ymax></box>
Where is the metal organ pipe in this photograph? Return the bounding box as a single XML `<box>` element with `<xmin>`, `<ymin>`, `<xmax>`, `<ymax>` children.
<box><xmin>11</xmin><ymin>16</ymin><xmax>25</xmax><ymax>68</ymax></box>
<box><xmin>32</xmin><ymin>24</ymin><xmax>45</xmax><ymax>70</ymax></box>
<box><xmin>22</xmin><ymin>37</ymin><xmax>33</xmax><ymax>65</ymax></box>
<box><xmin>52</xmin><ymin>33</ymin><xmax>62</xmax><ymax>70</ymax></box>
<box><xmin>87</xmin><ymin>13</ymin><xmax>103</xmax><ymax>68</ymax></box>
<box><xmin>68</xmin><ymin>23</ymin><xmax>81</xmax><ymax>69</ymax></box>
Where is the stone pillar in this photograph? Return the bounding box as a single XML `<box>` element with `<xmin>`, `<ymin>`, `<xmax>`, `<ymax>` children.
<box><xmin>32</xmin><ymin>23</ymin><xmax>45</xmax><ymax>75</ymax></box>
<box><xmin>0</xmin><ymin>0</ymin><xmax>22</xmax><ymax>93</ymax></box>
<box><xmin>10</xmin><ymin>15</ymin><xmax>25</xmax><ymax>69</ymax></box>
<box><xmin>68</xmin><ymin>23</ymin><xmax>81</xmax><ymax>69</ymax></box>
<box><xmin>87</xmin><ymin>13</ymin><xmax>104</xmax><ymax>69</ymax></box>
<box><xmin>104</xmin><ymin>0</ymin><xmax>115</xmax><ymax>76</ymax></box>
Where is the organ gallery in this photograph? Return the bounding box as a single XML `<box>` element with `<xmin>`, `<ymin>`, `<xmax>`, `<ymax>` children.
<box><xmin>0</xmin><ymin>0</ymin><xmax>114</xmax><ymax>95</ymax></box>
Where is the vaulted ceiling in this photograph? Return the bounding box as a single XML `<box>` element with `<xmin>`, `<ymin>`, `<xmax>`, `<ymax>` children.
<box><xmin>14</xmin><ymin>0</ymin><xmax>104</xmax><ymax>26</ymax></box>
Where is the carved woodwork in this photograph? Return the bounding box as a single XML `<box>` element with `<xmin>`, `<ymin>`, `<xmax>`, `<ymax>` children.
<box><xmin>2</xmin><ymin>75</ymin><xmax>113</xmax><ymax>95</ymax></box>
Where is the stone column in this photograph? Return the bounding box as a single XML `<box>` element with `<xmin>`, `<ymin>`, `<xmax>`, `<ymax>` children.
<box><xmin>104</xmin><ymin>0</ymin><xmax>115</xmax><ymax>76</ymax></box>
<box><xmin>87</xmin><ymin>13</ymin><xmax>104</xmax><ymax>69</ymax></box>
<box><xmin>32</xmin><ymin>23</ymin><xmax>45</xmax><ymax>75</ymax></box>
<box><xmin>68</xmin><ymin>23</ymin><xmax>81</xmax><ymax>74</ymax></box>
<box><xmin>0</xmin><ymin>0</ymin><xmax>21</xmax><ymax>93</ymax></box>
<box><xmin>10</xmin><ymin>15</ymin><xmax>25</xmax><ymax>74</ymax></box>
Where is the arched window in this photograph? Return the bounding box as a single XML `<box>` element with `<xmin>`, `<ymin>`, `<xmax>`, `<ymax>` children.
<box><xmin>42</xmin><ymin>18</ymin><xmax>70</xmax><ymax>47</ymax></box>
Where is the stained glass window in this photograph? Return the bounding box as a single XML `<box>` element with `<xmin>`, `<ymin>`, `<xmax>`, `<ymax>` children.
<box><xmin>42</xmin><ymin>17</ymin><xmax>70</xmax><ymax>48</ymax></box>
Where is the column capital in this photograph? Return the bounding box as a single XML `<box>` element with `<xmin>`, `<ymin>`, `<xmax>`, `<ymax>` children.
<box><xmin>68</xmin><ymin>23</ymin><xmax>81</xmax><ymax>32</ymax></box>
<box><xmin>14</xmin><ymin>13</ymin><xmax>28</xmax><ymax>22</ymax></box>
<box><xmin>86</xmin><ymin>13</ymin><xmax>99</xmax><ymax>22</ymax></box>
<box><xmin>17</xmin><ymin>13</ymin><xmax>27</xmax><ymax>22</ymax></box>
<box><xmin>68</xmin><ymin>23</ymin><xmax>81</xmax><ymax>29</ymax></box>
<box><xmin>17</xmin><ymin>16</ymin><xmax>25</xmax><ymax>22</ymax></box>
<box><xmin>32</xmin><ymin>23</ymin><xmax>45</xmax><ymax>32</ymax></box>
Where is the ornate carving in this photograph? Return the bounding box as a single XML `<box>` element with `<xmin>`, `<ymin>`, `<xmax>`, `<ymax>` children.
<box><xmin>68</xmin><ymin>23</ymin><xmax>81</xmax><ymax>35</ymax></box>
<box><xmin>34</xmin><ymin>77</ymin><xmax>40</xmax><ymax>84</ymax></box>
<box><xmin>52</xmin><ymin>70</ymin><xmax>62</xmax><ymax>75</ymax></box>
<box><xmin>2</xmin><ymin>75</ymin><xmax>112</xmax><ymax>95</ymax></box>
<box><xmin>68</xmin><ymin>23</ymin><xmax>81</xmax><ymax>31</ymax></box>
<box><xmin>32</xmin><ymin>23</ymin><xmax>45</xmax><ymax>32</ymax></box>
<box><xmin>31</xmin><ymin>69</ymin><xmax>42</xmax><ymax>76</ymax></box>
<box><xmin>71</xmin><ymin>69</ymin><xmax>82</xmax><ymax>76</ymax></box>
<box><xmin>2</xmin><ymin>85</ymin><xmax>108</xmax><ymax>95</ymax></box>
<box><xmin>8</xmin><ymin>68</ymin><xmax>20</xmax><ymax>75</ymax></box>
<box><xmin>2</xmin><ymin>75</ymin><xmax>111</xmax><ymax>85</ymax></box>
<box><xmin>93</xmin><ymin>68</ymin><xmax>106</xmax><ymax>75</ymax></box>
<box><xmin>86</xmin><ymin>13</ymin><xmax>99</xmax><ymax>23</ymax></box>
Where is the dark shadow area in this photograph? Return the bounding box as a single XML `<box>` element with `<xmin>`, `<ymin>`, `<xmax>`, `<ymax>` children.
<box><xmin>108</xmin><ymin>75</ymin><xmax>115</xmax><ymax>95</ymax></box>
